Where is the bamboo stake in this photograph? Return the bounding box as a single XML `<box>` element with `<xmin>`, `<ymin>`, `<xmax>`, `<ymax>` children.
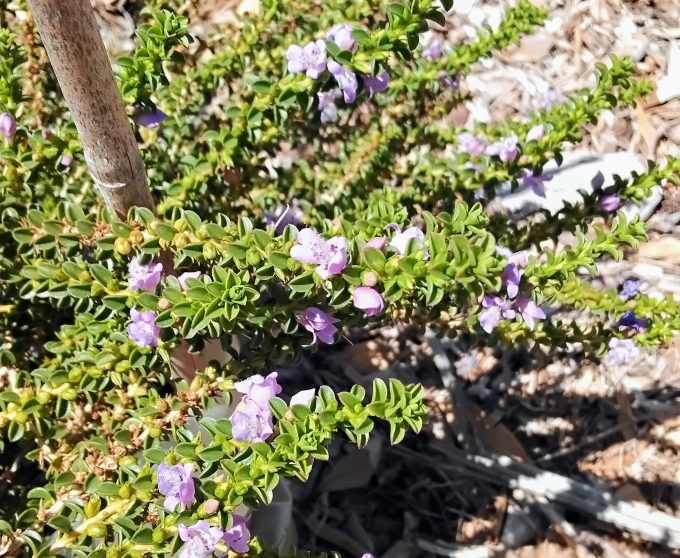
<box><xmin>27</xmin><ymin>0</ymin><xmax>155</xmax><ymax>219</ymax></box>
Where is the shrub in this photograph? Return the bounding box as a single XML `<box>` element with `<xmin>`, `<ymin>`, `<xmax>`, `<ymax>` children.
<box><xmin>0</xmin><ymin>0</ymin><xmax>677</xmax><ymax>556</ymax></box>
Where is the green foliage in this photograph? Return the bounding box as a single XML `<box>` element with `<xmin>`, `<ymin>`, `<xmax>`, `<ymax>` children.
<box><xmin>0</xmin><ymin>0</ymin><xmax>678</xmax><ymax>556</ymax></box>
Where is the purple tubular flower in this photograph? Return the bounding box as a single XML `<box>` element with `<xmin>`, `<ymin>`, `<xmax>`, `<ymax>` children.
<box><xmin>363</xmin><ymin>236</ymin><xmax>387</xmax><ymax>251</ymax></box>
<box><xmin>133</xmin><ymin>107</ymin><xmax>168</xmax><ymax>128</ymax></box>
<box><xmin>619</xmin><ymin>279</ymin><xmax>641</xmax><ymax>300</ymax></box>
<box><xmin>285</xmin><ymin>44</ymin><xmax>308</xmax><ymax>74</ymax></box>
<box><xmin>479</xmin><ymin>295</ymin><xmax>516</xmax><ymax>333</ymax></box>
<box><xmin>0</xmin><ymin>113</ymin><xmax>17</xmax><ymax>140</ymax></box>
<box><xmin>317</xmin><ymin>90</ymin><xmax>341</xmax><ymax>123</ymax></box>
<box><xmin>223</xmin><ymin>514</ymin><xmax>251</xmax><ymax>553</ymax></box>
<box><xmin>525</xmin><ymin>124</ymin><xmax>545</xmax><ymax>143</ymax></box>
<box><xmin>496</xmin><ymin>246</ymin><xmax>529</xmax><ymax>268</ymax></box>
<box><xmin>178</xmin><ymin>271</ymin><xmax>202</xmax><ymax>290</ymax></box>
<box><xmin>486</xmin><ymin>135</ymin><xmax>519</xmax><ymax>163</ymax></box>
<box><xmin>458</xmin><ymin>133</ymin><xmax>487</xmax><ymax>157</ymax></box>
<box><xmin>128</xmin><ymin>256</ymin><xmax>163</xmax><ymax>292</ymax></box>
<box><xmin>286</xmin><ymin>40</ymin><xmax>328</xmax><ymax>79</ymax></box>
<box><xmin>303</xmin><ymin>40</ymin><xmax>328</xmax><ymax>79</ymax></box>
<box><xmin>327</xmin><ymin>59</ymin><xmax>358</xmax><ymax>104</ymax></box>
<box><xmin>423</xmin><ymin>38</ymin><xmax>443</xmax><ymax>60</ymax></box>
<box><xmin>290</xmin><ymin>389</ymin><xmax>316</xmax><ymax>407</ymax></box>
<box><xmin>522</xmin><ymin>170</ymin><xmax>553</xmax><ymax>197</ymax></box>
<box><xmin>128</xmin><ymin>308</ymin><xmax>160</xmax><ymax>348</ymax></box>
<box><xmin>353</xmin><ymin>286</ymin><xmax>385</xmax><ymax>316</ymax></box>
<box><xmin>364</xmin><ymin>71</ymin><xmax>390</xmax><ymax>96</ymax></box>
<box><xmin>298</xmin><ymin>307</ymin><xmax>340</xmax><ymax>344</ymax></box>
<box><xmin>600</xmin><ymin>195</ymin><xmax>622</xmax><ymax>212</ymax></box>
<box><xmin>502</xmin><ymin>263</ymin><xmax>524</xmax><ymax>299</ymax></box>
<box><xmin>178</xmin><ymin>520</ymin><xmax>224</xmax><ymax>558</ymax></box>
<box><xmin>437</xmin><ymin>71</ymin><xmax>459</xmax><ymax>90</ymax></box>
<box><xmin>230</xmin><ymin>404</ymin><xmax>274</xmax><ymax>443</ymax></box>
<box><xmin>616</xmin><ymin>311</ymin><xmax>649</xmax><ymax>333</ymax></box>
<box><xmin>540</xmin><ymin>88</ymin><xmax>559</xmax><ymax>109</ymax></box>
<box><xmin>591</xmin><ymin>171</ymin><xmax>605</xmax><ymax>190</ymax></box>
<box><xmin>326</xmin><ymin>24</ymin><xmax>357</xmax><ymax>51</ymax></box>
<box><xmin>605</xmin><ymin>338</ymin><xmax>641</xmax><ymax>367</ymax></box>
<box><xmin>157</xmin><ymin>463</ymin><xmax>195</xmax><ymax>512</ymax></box>
<box><xmin>265</xmin><ymin>199</ymin><xmax>305</xmax><ymax>233</ymax></box>
<box><xmin>235</xmin><ymin>372</ymin><xmax>282</xmax><ymax>411</ymax></box>
<box><xmin>389</xmin><ymin>226</ymin><xmax>429</xmax><ymax>260</ymax></box>
<box><xmin>290</xmin><ymin>228</ymin><xmax>348</xmax><ymax>279</ymax></box>
<box><xmin>515</xmin><ymin>297</ymin><xmax>546</xmax><ymax>330</ymax></box>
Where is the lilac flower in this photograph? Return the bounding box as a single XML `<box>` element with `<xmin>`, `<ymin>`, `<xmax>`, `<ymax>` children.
<box><xmin>616</xmin><ymin>311</ymin><xmax>649</xmax><ymax>333</ymax></box>
<box><xmin>363</xmin><ymin>236</ymin><xmax>387</xmax><ymax>252</ymax></box>
<box><xmin>317</xmin><ymin>90</ymin><xmax>341</xmax><ymax>123</ymax></box>
<box><xmin>423</xmin><ymin>38</ymin><xmax>443</xmax><ymax>60</ymax></box>
<box><xmin>600</xmin><ymin>195</ymin><xmax>622</xmax><ymax>212</ymax></box>
<box><xmin>178</xmin><ymin>271</ymin><xmax>202</xmax><ymax>290</ymax></box>
<box><xmin>0</xmin><ymin>113</ymin><xmax>16</xmax><ymax>140</ymax></box>
<box><xmin>591</xmin><ymin>170</ymin><xmax>605</xmax><ymax>190</ymax></box>
<box><xmin>619</xmin><ymin>279</ymin><xmax>641</xmax><ymax>300</ymax></box>
<box><xmin>128</xmin><ymin>308</ymin><xmax>160</xmax><ymax>348</ymax></box>
<box><xmin>437</xmin><ymin>71</ymin><xmax>459</xmax><ymax>90</ymax></box>
<box><xmin>265</xmin><ymin>199</ymin><xmax>305</xmax><ymax>233</ymax></box>
<box><xmin>157</xmin><ymin>463</ymin><xmax>195</xmax><ymax>512</ymax></box>
<box><xmin>133</xmin><ymin>107</ymin><xmax>168</xmax><ymax>128</ymax></box>
<box><xmin>353</xmin><ymin>287</ymin><xmax>385</xmax><ymax>316</ymax></box>
<box><xmin>496</xmin><ymin>246</ymin><xmax>529</xmax><ymax>268</ymax></box>
<box><xmin>235</xmin><ymin>372</ymin><xmax>282</xmax><ymax>411</ymax></box>
<box><xmin>60</xmin><ymin>154</ymin><xmax>73</xmax><ymax>168</ymax></box>
<box><xmin>326</xmin><ymin>24</ymin><xmax>357</xmax><ymax>51</ymax></box>
<box><xmin>515</xmin><ymin>297</ymin><xmax>546</xmax><ymax>330</ymax></box>
<box><xmin>178</xmin><ymin>520</ymin><xmax>224</xmax><ymax>558</ymax></box>
<box><xmin>540</xmin><ymin>88</ymin><xmax>559</xmax><ymax>109</ymax></box>
<box><xmin>522</xmin><ymin>170</ymin><xmax>553</xmax><ymax>197</ymax></box>
<box><xmin>525</xmin><ymin>124</ymin><xmax>545</xmax><ymax>143</ymax></box>
<box><xmin>388</xmin><ymin>226</ymin><xmax>429</xmax><ymax>260</ymax></box>
<box><xmin>290</xmin><ymin>228</ymin><xmax>348</xmax><ymax>279</ymax></box>
<box><xmin>286</xmin><ymin>40</ymin><xmax>328</xmax><ymax>79</ymax></box>
<box><xmin>364</xmin><ymin>71</ymin><xmax>390</xmax><ymax>96</ymax></box>
<box><xmin>298</xmin><ymin>307</ymin><xmax>339</xmax><ymax>344</ymax></box>
<box><xmin>486</xmin><ymin>135</ymin><xmax>519</xmax><ymax>163</ymax></box>
<box><xmin>327</xmin><ymin>60</ymin><xmax>358</xmax><ymax>104</ymax></box>
<box><xmin>290</xmin><ymin>389</ymin><xmax>316</xmax><ymax>407</ymax></box>
<box><xmin>223</xmin><ymin>514</ymin><xmax>250</xmax><ymax>553</ymax></box>
<box><xmin>605</xmin><ymin>338</ymin><xmax>641</xmax><ymax>367</ymax></box>
<box><xmin>128</xmin><ymin>256</ymin><xmax>163</xmax><ymax>292</ymax></box>
<box><xmin>230</xmin><ymin>403</ymin><xmax>274</xmax><ymax>443</ymax></box>
<box><xmin>458</xmin><ymin>133</ymin><xmax>487</xmax><ymax>157</ymax></box>
<box><xmin>479</xmin><ymin>295</ymin><xmax>516</xmax><ymax>333</ymax></box>
<box><xmin>502</xmin><ymin>263</ymin><xmax>524</xmax><ymax>299</ymax></box>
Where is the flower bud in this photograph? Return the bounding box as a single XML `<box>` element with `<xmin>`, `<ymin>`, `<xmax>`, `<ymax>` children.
<box><xmin>13</xmin><ymin>411</ymin><xmax>28</xmax><ymax>425</ymax></box>
<box><xmin>114</xmin><ymin>237</ymin><xmax>131</xmax><ymax>255</ymax></box>
<box><xmin>84</xmin><ymin>497</ymin><xmax>101</xmax><ymax>518</ymax></box>
<box><xmin>202</xmin><ymin>242</ymin><xmax>217</xmax><ymax>260</ymax></box>
<box><xmin>158</xmin><ymin>297</ymin><xmax>170</xmax><ymax>310</ymax></box>
<box><xmin>129</xmin><ymin>230</ymin><xmax>144</xmax><ymax>246</ymax></box>
<box><xmin>214</xmin><ymin>482</ymin><xmax>229</xmax><ymax>499</ymax></box>
<box><xmin>61</xmin><ymin>388</ymin><xmax>77</xmax><ymax>401</ymax></box>
<box><xmin>118</xmin><ymin>485</ymin><xmax>133</xmax><ymax>499</ymax></box>
<box><xmin>362</xmin><ymin>271</ymin><xmax>378</xmax><ymax>287</ymax></box>
<box><xmin>36</xmin><ymin>391</ymin><xmax>51</xmax><ymax>405</ymax></box>
<box><xmin>152</xmin><ymin>527</ymin><xmax>166</xmax><ymax>544</ymax></box>
<box><xmin>86</xmin><ymin>523</ymin><xmax>107</xmax><ymax>538</ymax></box>
<box><xmin>68</xmin><ymin>368</ymin><xmax>83</xmax><ymax>383</ymax></box>
<box><xmin>149</xmin><ymin>426</ymin><xmax>162</xmax><ymax>439</ymax></box>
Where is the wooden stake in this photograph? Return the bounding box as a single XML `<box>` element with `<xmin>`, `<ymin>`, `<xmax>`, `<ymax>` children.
<box><xmin>27</xmin><ymin>0</ymin><xmax>155</xmax><ymax>219</ymax></box>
